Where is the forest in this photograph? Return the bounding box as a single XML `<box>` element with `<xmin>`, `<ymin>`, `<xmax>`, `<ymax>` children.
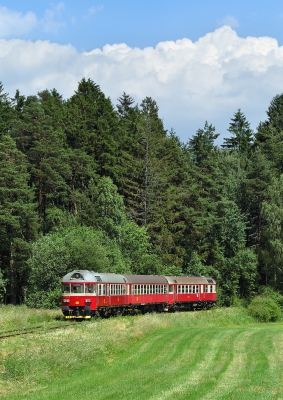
<box><xmin>1</xmin><ymin>77</ymin><xmax>283</xmax><ymax>307</ymax></box>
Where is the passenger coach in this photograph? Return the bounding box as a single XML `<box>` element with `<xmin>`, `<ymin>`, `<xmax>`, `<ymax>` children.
<box><xmin>61</xmin><ymin>270</ymin><xmax>217</xmax><ymax>319</ymax></box>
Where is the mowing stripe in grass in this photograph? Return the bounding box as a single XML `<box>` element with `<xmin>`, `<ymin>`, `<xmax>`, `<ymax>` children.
<box><xmin>3</xmin><ymin>309</ymin><xmax>283</xmax><ymax>400</ymax></box>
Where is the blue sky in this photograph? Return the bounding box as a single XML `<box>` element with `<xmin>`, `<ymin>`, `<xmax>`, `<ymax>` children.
<box><xmin>1</xmin><ymin>1</ymin><xmax>283</xmax><ymax>143</ymax></box>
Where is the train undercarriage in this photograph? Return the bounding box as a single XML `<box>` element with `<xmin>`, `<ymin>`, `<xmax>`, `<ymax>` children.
<box><xmin>63</xmin><ymin>300</ymin><xmax>215</xmax><ymax>320</ymax></box>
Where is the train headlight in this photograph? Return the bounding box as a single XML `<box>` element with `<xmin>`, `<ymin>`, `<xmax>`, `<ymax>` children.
<box><xmin>85</xmin><ymin>299</ymin><xmax>92</xmax><ymax>304</ymax></box>
<box><xmin>63</xmin><ymin>299</ymin><xmax>70</xmax><ymax>303</ymax></box>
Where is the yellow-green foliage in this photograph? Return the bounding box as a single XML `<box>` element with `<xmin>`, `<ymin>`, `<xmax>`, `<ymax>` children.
<box><xmin>247</xmin><ymin>296</ymin><xmax>282</xmax><ymax>322</ymax></box>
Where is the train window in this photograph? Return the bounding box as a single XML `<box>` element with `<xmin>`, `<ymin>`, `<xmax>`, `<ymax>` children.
<box><xmin>169</xmin><ymin>285</ymin><xmax>174</xmax><ymax>293</ymax></box>
<box><xmin>196</xmin><ymin>286</ymin><xmax>199</xmax><ymax>293</ymax></box>
<box><xmin>98</xmin><ymin>284</ymin><xmax>106</xmax><ymax>296</ymax></box>
<box><xmin>62</xmin><ymin>284</ymin><xmax>70</xmax><ymax>293</ymax></box>
<box><xmin>210</xmin><ymin>285</ymin><xmax>213</xmax><ymax>293</ymax></box>
<box><xmin>85</xmin><ymin>284</ymin><xmax>95</xmax><ymax>294</ymax></box>
<box><xmin>71</xmin><ymin>272</ymin><xmax>84</xmax><ymax>280</ymax></box>
<box><xmin>71</xmin><ymin>284</ymin><xmax>84</xmax><ymax>293</ymax></box>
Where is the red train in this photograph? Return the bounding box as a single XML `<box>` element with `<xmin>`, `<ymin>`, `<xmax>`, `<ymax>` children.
<box><xmin>61</xmin><ymin>270</ymin><xmax>217</xmax><ymax>319</ymax></box>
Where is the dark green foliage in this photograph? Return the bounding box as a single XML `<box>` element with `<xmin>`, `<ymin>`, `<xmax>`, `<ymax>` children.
<box><xmin>2</xmin><ymin>79</ymin><xmax>283</xmax><ymax>306</ymax></box>
<box><xmin>0</xmin><ymin>134</ymin><xmax>38</xmax><ymax>303</ymax></box>
<box><xmin>247</xmin><ymin>296</ymin><xmax>282</xmax><ymax>322</ymax></box>
<box><xmin>12</xmin><ymin>94</ymin><xmax>71</xmax><ymax>230</ymax></box>
<box><xmin>222</xmin><ymin>109</ymin><xmax>254</xmax><ymax>156</ymax></box>
<box><xmin>0</xmin><ymin>82</ymin><xmax>15</xmax><ymax>135</ymax></box>
<box><xmin>65</xmin><ymin>78</ymin><xmax>120</xmax><ymax>180</ymax></box>
<box><xmin>189</xmin><ymin>121</ymin><xmax>219</xmax><ymax>165</ymax></box>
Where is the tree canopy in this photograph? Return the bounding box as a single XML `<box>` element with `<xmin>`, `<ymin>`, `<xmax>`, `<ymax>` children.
<box><xmin>0</xmin><ymin>80</ymin><xmax>283</xmax><ymax>306</ymax></box>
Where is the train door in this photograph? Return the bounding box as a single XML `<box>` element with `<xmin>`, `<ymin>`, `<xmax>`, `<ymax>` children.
<box><xmin>200</xmin><ymin>284</ymin><xmax>204</xmax><ymax>301</ymax></box>
<box><xmin>168</xmin><ymin>284</ymin><xmax>175</xmax><ymax>305</ymax></box>
<box><xmin>97</xmin><ymin>284</ymin><xmax>108</xmax><ymax>307</ymax></box>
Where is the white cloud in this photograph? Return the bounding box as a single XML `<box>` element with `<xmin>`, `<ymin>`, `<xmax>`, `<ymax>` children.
<box><xmin>0</xmin><ymin>7</ymin><xmax>37</xmax><ymax>37</ymax></box>
<box><xmin>218</xmin><ymin>15</ymin><xmax>239</xmax><ymax>29</ymax></box>
<box><xmin>85</xmin><ymin>5</ymin><xmax>104</xmax><ymax>18</ymax></box>
<box><xmin>41</xmin><ymin>2</ymin><xmax>66</xmax><ymax>33</ymax></box>
<box><xmin>1</xmin><ymin>26</ymin><xmax>283</xmax><ymax>142</ymax></box>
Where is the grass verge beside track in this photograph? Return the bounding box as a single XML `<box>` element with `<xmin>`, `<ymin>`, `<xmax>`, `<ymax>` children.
<box><xmin>1</xmin><ymin>307</ymin><xmax>283</xmax><ymax>399</ymax></box>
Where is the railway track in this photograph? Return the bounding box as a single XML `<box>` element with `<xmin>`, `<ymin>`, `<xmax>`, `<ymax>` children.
<box><xmin>0</xmin><ymin>322</ymin><xmax>75</xmax><ymax>339</ymax></box>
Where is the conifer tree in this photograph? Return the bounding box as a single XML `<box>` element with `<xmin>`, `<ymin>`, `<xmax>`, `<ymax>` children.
<box><xmin>65</xmin><ymin>78</ymin><xmax>120</xmax><ymax>180</ymax></box>
<box><xmin>0</xmin><ymin>135</ymin><xmax>38</xmax><ymax>303</ymax></box>
<box><xmin>222</xmin><ymin>109</ymin><xmax>254</xmax><ymax>156</ymax></box>
<box><xmin>12</xmin><ymin>95</ymin><xmax>71</xmax><ymax>231</ymax></box>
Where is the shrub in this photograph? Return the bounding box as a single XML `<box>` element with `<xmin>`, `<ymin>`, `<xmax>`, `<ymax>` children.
<box><xmin>247</xmin><ymin>296</ymin><xmax>282</xmax><ymax>322</ymax></box>
<box><xmin>258</xmin><ymin>286</ymin><xmax>283</xmax><ymax>311</ymax></box>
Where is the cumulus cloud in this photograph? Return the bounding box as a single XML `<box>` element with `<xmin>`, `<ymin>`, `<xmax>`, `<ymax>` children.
<box><xmin>0</xmin><ymin>6</ymin><xmax>37</xmax><ymax>37</ymax></box>
<box><xmin>1</xmin><ymin>25</ymin><xmax>283</xmax><ymax>142</ymax></box>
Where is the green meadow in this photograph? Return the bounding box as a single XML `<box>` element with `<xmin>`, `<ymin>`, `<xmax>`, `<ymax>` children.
<box><xmin>1</xmin><ymin>305</ymin><xmax>283</xmax><ymax>399</ymax></box>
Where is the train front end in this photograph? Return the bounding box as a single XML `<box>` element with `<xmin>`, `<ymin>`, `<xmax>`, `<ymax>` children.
<box><xmin>61</xmin><ymin>270</ymin><xmax>96</xmax><ymax>319</ymax></box>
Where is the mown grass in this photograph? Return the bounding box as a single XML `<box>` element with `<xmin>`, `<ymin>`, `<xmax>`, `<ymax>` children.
<box><xmin>1</xmin><ymin>306</ymin><xmax>283</xmax><ymax>399</ymax></box>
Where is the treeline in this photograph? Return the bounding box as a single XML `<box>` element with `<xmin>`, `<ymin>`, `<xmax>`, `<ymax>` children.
<box><xmin>1</xmin><ymin>78</ymin><xmax>283</xmax><ymax>307</ymax></box>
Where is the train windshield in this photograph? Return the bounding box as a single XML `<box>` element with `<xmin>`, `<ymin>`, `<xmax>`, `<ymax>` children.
<box><xmin>70</xmin><ymin>284</ymin><xmax>84</xmax><ymax>293</ymax></box>
<box><xmin>85</xmin><ymin>284</ymin><xmax>95</xmax><ymax>294</ymax></box>
<box><xmin>62</xmin><ymin>284</ymin><xmax>70</xmax><ymax>293</ymax></box>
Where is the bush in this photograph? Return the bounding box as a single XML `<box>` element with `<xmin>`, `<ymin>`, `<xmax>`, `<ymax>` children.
<box><xmin>258</xmin><ymin>286</ymin><xmax>283</xmax><ymax>311</ymax></box>
<box><xmin>247</xmin><ymin>296</ymin><xmax>282</xmax><ymax>322</ymax></box>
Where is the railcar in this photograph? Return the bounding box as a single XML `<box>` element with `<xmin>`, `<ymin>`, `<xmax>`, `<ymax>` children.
<box><xmin>61</xmin><ymin>270</ymin><xmax>217</xmax><ymax>319</ymax></box>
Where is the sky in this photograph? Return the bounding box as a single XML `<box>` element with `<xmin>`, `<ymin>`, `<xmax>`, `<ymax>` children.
<box><xmin>1</xmin><ymin>1</ymin><xmax>283</xmax><ymax>144</ymax></box>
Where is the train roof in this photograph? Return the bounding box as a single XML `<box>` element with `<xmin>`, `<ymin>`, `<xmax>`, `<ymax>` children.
<box><xmin>123</xmin><ymin>274</ymin><xmax>168</xmax><ymax>284</ymax></box>
<box><xmin>62</xmin><ymin>270</ymin><xmax>127</xmax><ymax>283</ymax></box>
<box><xmin>165</xmin><ymin>276</ymin><xmax>216</xmax><ymax>284</ymax></box>
<box><xmin>62</xmin><ymin>271</ymin><xmax>216</xmax><ymax>285</ymax></box>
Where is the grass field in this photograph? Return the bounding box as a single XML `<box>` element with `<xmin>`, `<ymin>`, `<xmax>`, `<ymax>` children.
<box><xmin>1</xmin><ymin>306</ymin><xmax>283</xmax><ymax>399</ymax></box>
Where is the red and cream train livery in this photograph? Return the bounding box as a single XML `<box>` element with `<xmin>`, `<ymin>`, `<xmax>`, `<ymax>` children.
<box><xmin>61</xmin><ymin>270</ymin><xmax>217</xmax><ymax>319</ymax></box>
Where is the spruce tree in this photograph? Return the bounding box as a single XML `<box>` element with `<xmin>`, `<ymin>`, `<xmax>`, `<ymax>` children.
<box><xmin>0</xmin><ymin>135</ymin><xmax>38</xmax><ymax>303</ymax></box>
<box><xmin>222</xmin><ymin>109</ymin><xmax>254</xmax><ymax>156</ymax></box>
